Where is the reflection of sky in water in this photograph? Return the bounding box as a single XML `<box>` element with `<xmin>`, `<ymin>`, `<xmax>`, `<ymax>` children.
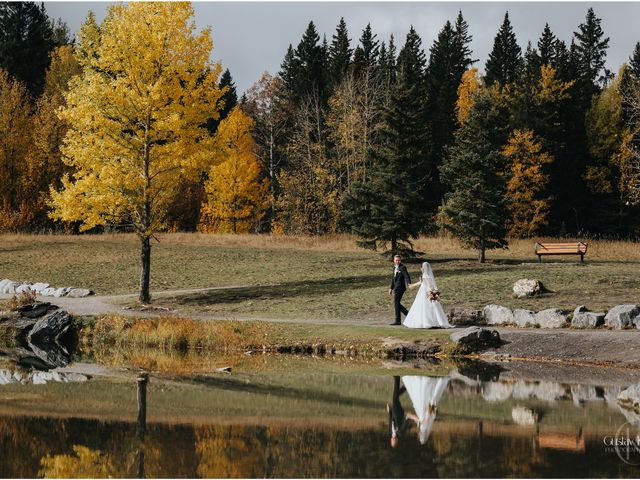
<box><xmin>1</xmin><ymin>357</ymin><xmax>640</xmax><ymax>477</ymax></box>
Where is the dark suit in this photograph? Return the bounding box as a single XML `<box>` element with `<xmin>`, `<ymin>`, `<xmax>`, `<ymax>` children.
<box><xmin>390</xmin><ymin>263</ymin><xmax>411</xmax><ymax>324</ymax></box>
<box><xmin>388</xmin><ymin>376</ymin><xmax>408</xmax><ymax>439</ymax></box>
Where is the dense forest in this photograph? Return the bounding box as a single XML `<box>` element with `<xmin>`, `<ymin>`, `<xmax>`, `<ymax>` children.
<box><xmin>1</xmin><ymin>3</ymin><xmax>640</xmax><ymax>255</ymax></box>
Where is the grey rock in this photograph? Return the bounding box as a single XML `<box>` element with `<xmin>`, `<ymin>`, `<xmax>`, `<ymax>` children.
<box><xmin>484</xmin><ymin>304</ymin><xmax>514</xmax><ymax>325</ymax></box>
<box><xmin>447</xmin><ymin>307</ymin><xmax>484</xmax><ymax>326</ymax></box>
<box><xmin>17</xmin><ymin>302</ymin><xmax>57</xmax><ymax>319</ymax></box>
<box><xmin>512</xmin><ymin>406</ymin><xmax>538</xmax><ymax>425</ymax></box>
<box><xmin>534</xmin><ymin>308</ymin><xmax>568</xmax><ymax>328</ymax></box>
<box><xmin>40</xmin><ymin>287</ymin><xmax>56</xmax><ymax>296</ymax></box>
<box><xmin>0</xmin><ymin>279</ymin><xmax>13</xmax><ymax>292</ymax></box>
<box><xmin>482</xmin><ymin>382</ymin><xmax>514</xmax><ymax>402</ymax></box>
<box><xmin>0</xmin><ymin>317</ymin><xmax>37</xmax><ymax>335</ymax></box>
<box><xmin>571</xmin><ymin>385</ymin><xmax>600</xmax><ymax>407</ymax></box>
<box><xmin>15</xmin><ymin>283</ymin><xmax>33</xmax><ymax>294</ymax></box>
<box><xmin>28</xmin><ymin>310</ymin><xmax>72</xmax><ymax>341</ymax></box>
<box><xmin>534</xmin><ymin>381</ymin><xmax>568</xmax><ymax>402</ymax></box>
<box><xmin>572</xmin><ymin>306</ymin><xmax>605</xmax><ymax>328</ymax></box>
<box><xmin>28</xmin><ymin>341</ymin><xmax>71</xmax><ymax>368</ymax></box>
<box><xmin>618</xmin><ymin>383</ymin><xmax>640</xmax><ymax>413</ymax></box>
<box><xmin>30</xmin><ymin>282</ymin><xmax>49</xmax><ymax>293</ymax></box>
<box><xmin>514</xmin><ymin>309</ymin><xmax>536</xmax><ymax>327</ymax></box>
<box><xmin>605</xmin><ymin>304</ymin><xmax>640</xmax><ymax>330</ymax></box>
<box><xmin>512</xmin><ymin>381</ymin><xmax>536</xmax><ymax>400</ymax></box>
<box><xmin>513</xmin><ymin>279</ymin><xmax>544</xmax><ymax>298</ymax></box>
<box><xmin>450</xmin><ymin>326</ymin><xmax>501</xmax><ymax>345</ymax></box>
<box><xmin>52</xmin><ymin>287</ymin><xmax>71</xmax><ymax>298</ymax></box>
<box><xmin>67</xmin><ymin>288</ymin><xmax>92</xmax><ymax>298</ymax></box>
<box><xmin>0</xmin><ymin>280</ymin><xmax>18</xmax><ymax>294</ymax></box>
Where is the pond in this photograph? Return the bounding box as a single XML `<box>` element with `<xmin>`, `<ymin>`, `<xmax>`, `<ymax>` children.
<box><xmin>1</xmin><ymin>346</ymin><xmax>640</xmax><ymax>478</ymax></box>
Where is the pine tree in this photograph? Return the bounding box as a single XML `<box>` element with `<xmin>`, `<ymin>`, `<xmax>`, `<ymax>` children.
<box><xmin>279</xmin><ymin>44</ymin><xmax>299</xmax><ymax>93</ymax></box>
<box><xmin>328</xmin><ymin>17</ymin><xmax>352</xmax><ymax>86</ymax></box>
<box><xmin>0</xmin><ymin>1</ymin><xmax>55</xmax><ymax>95</ymax></box>
<box><xmin>219</xmin><ymin>69</ymin><xmax>238</xmax><ymax>119</ymax></box>
<box><xmin>293</xmin><ymin>22</ymin><xmax>329</xmax><ymax>102</ymax></box>
<box><xmin>573</xmin><ymin>7</ymin><xmax>610</xmax><ymax>100</ymax></box>
<box><xmin>342</xmin><ymin>27</ymin><xmax>429</xmax><ymax>254</ymax></box>
<box><xmin>485</xmin><ymin>12</ymin><xmax>523</xmax><ymax>86</ymax></box>
<box><xmin>629</xmin><ymin>42</ymin><xmax>640</xmax><ymax>79</ymax></box>
<box><xmin>454</xmin><ymin>11</ymin><xmax>475</xmax><ymax>64</ymax></box>
<box><xmin>425</xmin><ymin>18</ymin><xmax>474</xmax><ymax>209</ymax></box>
<box><xmin>352</xmin><ymin>23</ymin><xmax>379</xmax><ymax>78</ymax></box>
<box><xmin>439</xmin><ymin>91</ymin><xmax>509</xmax><ymax>262</ymax></box>
<box><xmin>538</xmin><ymin>23</ymin><xmax>557</xmax><ymax>66</ymax></box>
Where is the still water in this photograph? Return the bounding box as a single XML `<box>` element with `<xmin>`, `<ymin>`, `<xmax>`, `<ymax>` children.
<box><xmin>1</xmin><ymin>351</ymin><xmax>640</xmax><ymax>478</ymax></box>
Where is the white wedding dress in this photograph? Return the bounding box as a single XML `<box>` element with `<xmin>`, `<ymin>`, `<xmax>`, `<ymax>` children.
<box><xmin>402</xmin><ymin>375</ymin><xmax>449</xmax><ymax>444</ymax></box>
<box><xmin>403</xmin><ymin>262</ymin><xmax>452</xmax><ymax>329</ymax></box>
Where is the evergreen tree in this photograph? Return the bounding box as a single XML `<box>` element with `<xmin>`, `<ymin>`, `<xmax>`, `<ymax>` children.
<box><xmin>342</xmin><ymin>27</ymin><xmax>429</xmax><ymax>254</ymax></box>
<box><xmin>573</xmin><ymin>7</ymin><xmax>611</xmax><ymax>100</ymax></box>
<box><xmin>0</xmin><ymin>1</ymin><xmax>55</xmax><ymax>95</ymax></box>
<box><xmin>425</xmin><ymin>18</ymin><xmax>474</xmax><ymax>209</ymax></box>
<box><xmin>485</xmin><ymin>12</ymin><xmax>523</xmax><ymax>86</ymax></box>
<box><xmin>454</xmin><ymin>11</ymin><xmax>476</xmax><ymax>64</ymax></box>
<box><xmin>294</xmin><ymin>22</ymin><xmax>328</xmax><ymax>101</ymax></box>
<box><xmin>279</xmin><ymin>44</ymin><xmax>299</xmax><ymax>93</ymax></box>
<box><xmin>439</xmin><ymin>91</ymin><xmax>509</xmax><ymax>262</ymax></box>
<box><xmin>328</xmin><ymin>17</ymin><xmax>352</xmax><ymax>86</ymax></box>
<box><xmin>538</xmin><ymin>23</ymin><xmax>557</xmax><ymax>66</ymax></box>
<box><xmin>219</xmin><ymin>69</ymin><xmax>238</xmax><ymax>119</ymax></box>
<box><xmin>629</xmin><ymin>42</ymin><xmax>640</xmax><ymax>79</ymax></box>
<box><xmin>522</xmin><ymin>41</ymin><xmax>541</xmax><ymax>86</ymax></box>
<box><xmin>352</xmin><ymin>23</ymin><xmax>379</xmax><ymax>78</ymax></box>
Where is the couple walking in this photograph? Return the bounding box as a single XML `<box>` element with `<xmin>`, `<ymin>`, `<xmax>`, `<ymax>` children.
<box><xmin>388</xmin><ymin>254</ymin><xmax>452</xmax><ymax>328</ymax></box>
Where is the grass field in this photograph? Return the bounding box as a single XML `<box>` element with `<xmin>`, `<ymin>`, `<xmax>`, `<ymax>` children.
<box><xmin>1</xmin><ymin>233</ymin><xmax>639</xmax><ymax>321</ymax></box>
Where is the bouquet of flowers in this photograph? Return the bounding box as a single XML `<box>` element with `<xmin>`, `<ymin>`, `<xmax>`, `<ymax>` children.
<box><xmin>428</xmin><ymin>289</ymin><xmax>440</xmax><ymax>302</ymax></box>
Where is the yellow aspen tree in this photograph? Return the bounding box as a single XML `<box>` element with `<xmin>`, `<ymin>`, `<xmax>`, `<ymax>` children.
<box><xmin>44</xmin><ymin>45</ymin><xmax>81</xmax><ymax>103</ymax></box>
<box><xmin>199</xmin><ymin>107</ymin><xmax>269</xmax><ymax>233</ymax></box>
<box><xmin>455</xmin><ymin>67</ymin><xmax>481</xmax><ymax>124</ymax></box>
<box><xmin>0</xmin><ymin>69</ymin><xmax>32</xmax><ymax>231</ymax></box>
<box><xmin>49</xmin><ymin>3</ymin><xmax>225</xmax><ymax>303</ymax></box>
<box><xmin>502</xmin><ymin>129</ymin><xmax>554</xmax><ymax>237</ymax></box>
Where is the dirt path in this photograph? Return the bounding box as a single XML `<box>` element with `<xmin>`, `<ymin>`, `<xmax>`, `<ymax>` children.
<box><xmin>3</xmin><ymin>289</ymin><xmax>640</xmax><ymax>368</ymax></box>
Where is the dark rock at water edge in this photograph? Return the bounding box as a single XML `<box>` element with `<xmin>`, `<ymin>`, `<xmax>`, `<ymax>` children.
<box><xmin>28</xmin><ymin>311</ymin><xmax>72</xmax><ymax>341</ymax></box>
<box><xmin>450</xmin><ymin>327</ymin><xmax>502</xmax><ymax>350</ymax></box>
<box><xmin>17</xmin><ymin>302</ymin><xmax>58</xmax><ymax>319</ymax></box>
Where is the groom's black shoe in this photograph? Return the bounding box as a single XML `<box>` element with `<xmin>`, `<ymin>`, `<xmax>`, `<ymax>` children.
<box><xmin>389</xmin><ymin>322</ymin><xmax>401</xmax><ymax>325</ymax></box>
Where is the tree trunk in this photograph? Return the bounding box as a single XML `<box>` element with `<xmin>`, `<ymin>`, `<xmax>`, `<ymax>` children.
<box><xmin>139</xmin><ymin>235</ymin><xmax>151</xmax><ymax>303</ymax></box>
<box><xmin>478</xmin><ymin>240</ymin><xmax>486</xmax><ymax>263</ymax></box>
<box><xmin>391</xmin><ymin>235</ymin><xmax>397</xmax><ymax>256</ymax></box>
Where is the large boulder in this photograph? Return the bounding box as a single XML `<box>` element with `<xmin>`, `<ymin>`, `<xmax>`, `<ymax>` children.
<box><xmin>40</xmin><ymin>287</ymin><xmax>56</xmax><ymax>296</ymax></box>
<box><xmin>571</xmin><ymin>306</ymin><xmax>605</xmax><ymax>328</ymax></box>
<box><xmin>28</xmin><ymin>311</ymin><xmax>72</xmax><ymax>341</ymax></box>
<box><xmin>618</xmin><ymin>383</ymin><xmax>640</xmax><ymax>413</ymax></box>
<box><xmin>0</xmin><ymin>279</ymin><xmax>16</xmax><ymax>294</ymax></box>
<box><xmin>484</xmin><ymin>305</ymin><xmax>514</xmax><ymax>325</ymax></box>
<box><xmin>30</xmin><ymin>282</ymin><xmax>49</xmax><ymax>293</ymax></box>
<box><xmin>67</xmin><ymin>288</ymin><xmax>93</xmax><ymax>298</ymax></box>
<box><xmin>451</xmin><ymin>326</ymin><xmax>501</xmax><ymax>344</ymax></box>
<box><xmin>447</xmin><ymin>307</ymin><xmax>484</xmax><ymax>326</ymax></box>
<box><xmin>513</xmin><ymin>279</ymin><xmax>545</xmax><ymax>298</ymax></box>
<box><xmin>514</xmin><ymin>309</ymin><xmax>536</xmax><ymax>327</ymax></box>
<box><xmin>17</xmin><ymin>302</ymin><xmax>58</xmax><ymax>319</ymax></box>
<box><xmin>605</xmin><ymin>305</ymin><xmax>640</xmax><ymax>330</ymax></box>
<box><xmin>534</xmin><ymin>308</ymin><xmax>568</xmax><ymax>328</ymax></box>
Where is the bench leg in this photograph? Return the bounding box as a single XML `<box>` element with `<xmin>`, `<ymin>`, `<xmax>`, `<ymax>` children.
<box><xmin>537</xmin><ymin>255</ymin><xmax>541</xmax><ymax>263</ymax></box>
<box><xmin>580</xmin><ymin>254</ymin><xmax>584</xmax><ymax>263</ymax></box>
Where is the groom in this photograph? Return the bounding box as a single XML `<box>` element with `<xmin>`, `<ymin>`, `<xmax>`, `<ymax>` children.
<box><xmin>388</xmin><ymin>254</ymin><xmax>411</xmax><ymax>325</ymax></box>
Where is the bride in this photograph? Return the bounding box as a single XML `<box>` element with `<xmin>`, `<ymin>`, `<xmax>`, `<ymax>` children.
<box><xmin>403</xmin><ymin>261</ymin><xmax>452</xmax><ymax>329</ymax></box>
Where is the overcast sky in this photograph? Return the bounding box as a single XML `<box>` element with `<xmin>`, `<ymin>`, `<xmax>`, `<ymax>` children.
<box><xmin>43</xmin><ymin>2</ymin><xmax>640</xmax><ymax>93</ymax></box>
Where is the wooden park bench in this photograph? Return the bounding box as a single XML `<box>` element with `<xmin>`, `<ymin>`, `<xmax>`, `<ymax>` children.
<box><xmin>535</xmin><ymin>242</ymin><xmax>588</xmax><ymax>263</ymax></box>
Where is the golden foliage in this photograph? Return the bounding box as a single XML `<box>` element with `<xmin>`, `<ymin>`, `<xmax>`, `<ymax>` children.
<box><xmin>455</xmin><ymin>68</ymin><xmax>481</xmax><ymax>125</ymax></box>
<box><xmin>0</xmin><ymin>69</ymin><xmax>32</xmax><ymax>230</ymax></box>
<box><xmin>48</xmin><ymin>2</ymin><xmax>225</xmax><ymax>237</ymax></box>
<box><xmin>535</xmin><ymin>64</ymin><xmax>574</xmax><ymax>103</ymax></box>
<box><xmin>40</xmin><ymin>445</ymin><xmax>116</xmax><ymax>478</ymax></box>
<box><xmin>199</xmin><ymin>107</ymin><xmax>269</xmax><ymax>233</ymax></box>
<box><xmin>502</xmin><ymin>129</ymin><xmax>554</xmax><ymax>237</ymax></box>
<box><xmin>44</xmin><ymin>45</ymin><xmax>81</xmax><ymax>102</ymax></box>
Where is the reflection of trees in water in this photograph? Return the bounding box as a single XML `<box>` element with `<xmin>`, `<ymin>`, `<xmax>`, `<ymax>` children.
<box><xmin>0</xmin><ymin>416</ymin><xmax>638</xmax><ymax>478</ymax></box>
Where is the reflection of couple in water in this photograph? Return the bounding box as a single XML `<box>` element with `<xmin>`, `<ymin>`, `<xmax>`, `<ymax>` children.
<box><xmin>386</xmin><ymin>375</ymin><xmax>449</xmax><ymax>447</ymax></box>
